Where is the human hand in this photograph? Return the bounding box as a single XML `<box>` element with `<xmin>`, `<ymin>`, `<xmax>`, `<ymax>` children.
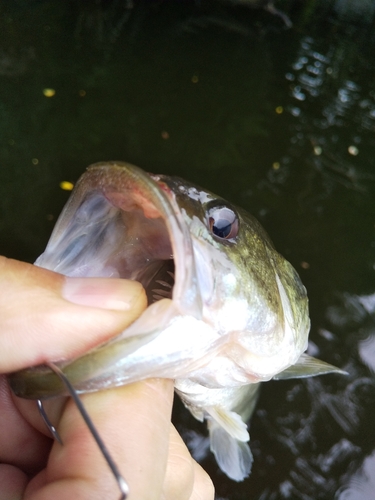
<box><xmin>0</xmin><ymin>257</ymin><xmax>214</xmax><ymax>499</ymax></box>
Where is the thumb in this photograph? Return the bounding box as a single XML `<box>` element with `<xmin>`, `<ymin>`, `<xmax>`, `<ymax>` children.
<box><xmin>0</xmin><ymin>257</ymin><xmax>147</xmax><ymax>373</ymax></box>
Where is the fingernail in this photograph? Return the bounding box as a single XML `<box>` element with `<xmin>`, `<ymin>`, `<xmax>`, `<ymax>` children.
<box><xmin>62</xmin><ymin>278</ymin><xmax>144</xmax><ymax>311</ymax></box>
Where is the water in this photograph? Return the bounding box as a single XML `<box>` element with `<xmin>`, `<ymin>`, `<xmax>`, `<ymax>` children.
<box><xmin>1</xmin><ymin>1</ymin><xmax>375</xmax><ymax>498</ymax></box>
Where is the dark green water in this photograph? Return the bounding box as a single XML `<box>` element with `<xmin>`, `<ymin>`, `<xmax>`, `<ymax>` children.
<box><xmin>1</xmin><ymin>1</ymin><xmax>375</xmax><ymax>498</ymax></box>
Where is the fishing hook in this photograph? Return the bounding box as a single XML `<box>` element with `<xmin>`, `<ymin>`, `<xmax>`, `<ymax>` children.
<box><xmin>37</xmin><ymin>399</ymin><xmax>63</xmax><ymax>444</ymax></box>
<box><xmin>37</xmin><ymin>362</ymin><xmax>129</xmax><ymax>500</ymax></box>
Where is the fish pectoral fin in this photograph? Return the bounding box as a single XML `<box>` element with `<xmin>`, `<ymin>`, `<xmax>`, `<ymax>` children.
<box><xmin>273</xmin><ymin>353</ymin><xmax>348</xmax><ymax>380</ymax></box>
<box><xmin>208</xmin><ymin>416</ymin><xmax>253</xmax><ymax>482</ymax></box>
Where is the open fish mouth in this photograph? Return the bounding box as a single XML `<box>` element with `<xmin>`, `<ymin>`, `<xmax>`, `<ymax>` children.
<box><xmin>10</xmin><ymin>162</ymin><xmax>210</xmax><ymax>398</ymax></box>
<box><xmin>41</xmin><ymin>162</ymin><xmax>198</xmax><ymax>311</ymax></box>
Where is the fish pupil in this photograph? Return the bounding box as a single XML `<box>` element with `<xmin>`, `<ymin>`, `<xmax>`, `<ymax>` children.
<box><xmin>211</xmin><ymin>219</ymin><xmax>232</xmax><ymax>238</ymax></box>
<box><xmin>208</xmin><ymin>206</ymin><xmax>239</xmax><ymax>240</ymax></box>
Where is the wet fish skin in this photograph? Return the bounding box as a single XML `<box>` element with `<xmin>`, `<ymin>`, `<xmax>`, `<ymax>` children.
<box><xmin>8</xmin><ymin>162</ymin><xmax>344</xmax><ymax>481</ymax></box>
<box><xmin>160</xmin><ymin>174</ymin><xmax>310</xmax><ymax>364</ymax></box>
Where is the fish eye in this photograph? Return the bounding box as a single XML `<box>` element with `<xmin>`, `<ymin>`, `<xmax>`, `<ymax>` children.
<box><xmin>208</xmin><ymin>206</ymin><xmax>239</xmax><ymax>241</ymax></box>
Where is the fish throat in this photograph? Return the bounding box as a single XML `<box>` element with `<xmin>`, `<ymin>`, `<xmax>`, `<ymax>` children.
<box><xmin>100</xmin><ymin>189</ymin><xmax>177</xmax><ymax>305</ymax></box>
<box><xmin>54</xmin><ymin>172</ymin><xmax>180</xmax><ymax>307</ymax></box>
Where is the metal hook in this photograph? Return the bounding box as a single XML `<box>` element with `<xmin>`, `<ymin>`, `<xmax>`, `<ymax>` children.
<box><xmin>37</xmin><ymin>362</ymin><xmax>129</xmax><ymax>500</ymax></box>
<box><xmin>37</xmin><ymin>399</ymin><xmax>63</xmax><ymax>444</ymax></box>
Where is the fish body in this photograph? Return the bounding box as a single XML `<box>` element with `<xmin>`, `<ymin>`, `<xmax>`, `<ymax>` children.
<box><xmin>9</xmin><ymin>162</ymin><xmax>344</xmax><ymax>480</ymax></box>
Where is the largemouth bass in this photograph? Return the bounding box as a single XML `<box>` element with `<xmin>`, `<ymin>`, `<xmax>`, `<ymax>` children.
<box><xmin>9</xmin><ymin>162</ymin><xmax>344</xmax><ymax>481</ymax></box>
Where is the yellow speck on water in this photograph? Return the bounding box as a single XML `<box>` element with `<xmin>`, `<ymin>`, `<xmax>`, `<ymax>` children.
<box><xmin>314</xmin><ymin>146</ymin><xmax>322</xmax><ymax>155</ymax></box>
<box><xmin>79</xmin><ymin>89</ymin><xmax>86</xmax><ymax>97</ymax></box>
<box><xmin>60</xmin><ymin>181</ymin><xmax>74</xmax><ymax>191</ymax></box>
<box><xmin>272</xmin><ymin>162</ymin><xmax>280</xmax><ymax>170</ymax></box>
<box><xmin>348</xmin><ymin>145</ymin><xmax>359</xmax><ymax>156</ymax></box>
<box><xmin>43</xmin><ymin>88</ymin><xmax>56</xmax><ymax>97</ymax></box>
<box><xmin>161</xmin><ymin>131</ymin><xmax>170</xmax><ymax>139</ymax></box>
<box><xmin>275</xmin><ymin>106</ymin><xmax>283</xmax><ymax>114</ymax></box>
<box><xmin>32</xmin><ymin>158</ymin><xmax>39</xmax><ymax>165</ymax></box>
<box><xmin>301</xmin><ymin>261</ymin><xmax>310</xmax><ymax>269</ymax></box>
<box><xmin>191</xmin><ymin>75</ymin><xmax>199</xmax><ymax>83</ymax></box>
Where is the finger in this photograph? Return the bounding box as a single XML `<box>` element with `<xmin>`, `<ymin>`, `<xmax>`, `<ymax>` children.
<box><xmin>0</xmin><ymin>464</ymin><xmax>28</xmax><ymax>500</ymax></box>
<box><xmin>24</xmin><ymin>379</ymin><xmax>174</xmax><ymax>500</ymax></box>
<box><xmin>0</xmin><ymin>257</ymin><xmax>147</xmax><ymax>372</ymax></box>
<box><xmin>163</xmin><ymin>425</ymin><xmax>194</xmax><ymax>500</ymax></box>
<box><xmin>12</xmin><ymin>392</ymin><xmax>67</xmax><ymax>439</ymax></box>
<box><xmin>189</xmin><ymin>462</ymin><xmax>215</xmax><ymax>500</ymax></box>
<box><xmin>0</xmin><ymin>376</ymin><xmax>52</xmax><ymax>474</ymax></box>
<box><xmin>163</xmin><ymin>425</ymin><xmax>214</xmax><ymax>500</ymax></box>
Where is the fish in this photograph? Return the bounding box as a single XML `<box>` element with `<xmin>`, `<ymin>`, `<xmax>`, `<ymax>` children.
<box><xmin>8</xmin><ymin>161</ymin><xmax>345</xmax><ymax>481</ymax></box>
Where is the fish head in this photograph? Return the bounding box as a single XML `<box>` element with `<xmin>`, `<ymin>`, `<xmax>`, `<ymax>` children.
<box><xmin>152</xmin><ymin>173</ymin><xmax>311</xmax><ymax>382</ymax></box>
<box><xmin>10</xmin><ymin>161</ymin><xmax>315</xmax><ymax>398</ymax></box>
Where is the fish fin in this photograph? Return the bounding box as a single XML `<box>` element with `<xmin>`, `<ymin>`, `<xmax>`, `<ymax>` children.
<box><xmin>206</xmin><ymin>406</ymin><xmax>249</xmax><ymax>441</ymax></box>
<box><xmin>208</xmin><ymin>416</ymin><xmax>253</xmax><ymax>481</ymax></box>
<box><xmin>182</xmin><ymin>401</ymin><xmax>205</xmax><ymax>422</ymax></box>
<box><xmin>273</xmin><ymin>353</ymin><xmax>348</xmax><ymax>380</ymax></box>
